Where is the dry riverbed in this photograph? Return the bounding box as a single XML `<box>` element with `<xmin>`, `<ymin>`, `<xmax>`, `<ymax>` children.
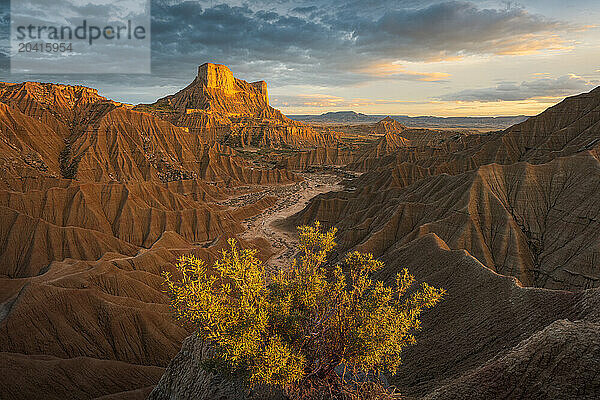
<box><xmin>220</xmin><ymin>172</ymin><xmax>344</xmax><ymax>269</ymax></box>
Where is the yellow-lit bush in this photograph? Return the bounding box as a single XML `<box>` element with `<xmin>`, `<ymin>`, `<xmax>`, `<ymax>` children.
<box><xmin>163</xmin><ymin>222</ymin><xmax>444</xmax><ymax>398</ymax></box>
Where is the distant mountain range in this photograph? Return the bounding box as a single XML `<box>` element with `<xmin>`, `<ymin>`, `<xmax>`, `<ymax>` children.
<box><xmin>289</xmin><ymin>111</ymin><xmax>529</xmax><ymax>130</ymax></box>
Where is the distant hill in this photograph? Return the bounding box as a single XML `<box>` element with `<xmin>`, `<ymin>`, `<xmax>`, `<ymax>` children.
<box><xmin>290</xmin><ymin>111</ymin><xmax>529</xmax><ymax>130</ymax></box>
<box><xmin>298</xmin><ymin>111</ymin><xmax>372</xmax><ymax>123</ymax></box>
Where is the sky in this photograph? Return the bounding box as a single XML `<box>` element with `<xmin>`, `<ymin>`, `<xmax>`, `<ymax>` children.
<box><xmin>0</xmin><ymin>0</ymin><xmax>599</xmax><ymax>116</ymax></box>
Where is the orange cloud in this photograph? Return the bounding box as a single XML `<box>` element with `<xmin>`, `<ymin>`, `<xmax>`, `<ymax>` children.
<box><xmin>492</xmin><ymin>34</ymin><xmax>573</xmax><ymax>56</ymax></box>
<box><xmin>357</xmin><ymin>62</ymin><xmax>451</xmax><ymax>82</ymax></box>
<box><xmin>432</xmin><ymin>99</ymin><xmax>559</xmax><ymax>116</ymax></box>
<box><xmin>572</xmin><ymin>24</ymin><xmax>598</xmax><ymax>32</ymax></box>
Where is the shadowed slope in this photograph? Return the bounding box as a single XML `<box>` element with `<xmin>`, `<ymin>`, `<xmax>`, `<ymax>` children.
<box><xmin>423</xmin><ymin>319</ymin><xmax>600</xmax><ymax>399</ymax></box>
<box><xmin>295</xmin><ymin>154</ymin><xmax>600</xmax><ymax>290</ymax></box>
<box><xmin>0</xmin><ymin>352</ymin><xmax>163</xmax><ymax>400</ymax></box>
<box><xmin>374</xmin><ymin>234</ymin><xmax>599</xmax><ymax>398</ymax></box>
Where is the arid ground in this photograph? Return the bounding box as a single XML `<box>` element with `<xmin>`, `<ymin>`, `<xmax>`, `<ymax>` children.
<box><xmin>1</xmin><ymin>64</ymin><xmax>599</xmax><ymax>399</ymax></box>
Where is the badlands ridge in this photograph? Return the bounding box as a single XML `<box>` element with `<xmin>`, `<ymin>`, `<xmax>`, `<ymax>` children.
<box><xmin>0</xmin><ymin>64</ymin><xmax>599</xmax><ymax>399</ymax></box>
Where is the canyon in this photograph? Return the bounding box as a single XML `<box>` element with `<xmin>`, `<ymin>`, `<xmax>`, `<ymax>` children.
<box><xmin>0</xmin><ymin>64</ymin><xmax>599</xmax><ymax>399</ymax></box>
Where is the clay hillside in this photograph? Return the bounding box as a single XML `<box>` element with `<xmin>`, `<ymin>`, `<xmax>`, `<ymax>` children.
<box><xmin>151</xmin><ymin>88</ymin><xmax>600</xmax><ymax>399</ymax></box>
<box><xmin>0</xmin><ymin>70</ymin><xmax>599</xmax><ymax>400</ymax></box>
<box><xmin>281</xmin><ymin>116</ymin><xmax>460</xmax><ymax>170</ymax></box>
<box><xmin>285</xmin><ymin>88</ymin><xmax>600</xmax><ymax>398</ymax></box>
<box><xmin>135</xmin><ymin>63</ymin><xmax>337</xmax><ymax>148</ymax></box>
<box><xmin>371</xmin><ymin>115</ymin><xmax>406</xmax><ymax>134</ymax></box>
<box><xmin>0</xmin><ymin>77</ymin><xmax>311</xmax><ymax>399</ymax></box>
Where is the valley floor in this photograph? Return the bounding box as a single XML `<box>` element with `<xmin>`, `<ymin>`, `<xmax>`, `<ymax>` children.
<box><xmin>235</xmin><ymin>172</ymin><xmax>344</xmax><ymax>270</ymax></box>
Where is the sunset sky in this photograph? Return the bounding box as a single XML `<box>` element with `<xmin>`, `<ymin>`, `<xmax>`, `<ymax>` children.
<box><xmin>1</xmin><ymin>0</ymin><xmax>599</xmax><ymax>116</ymax></box>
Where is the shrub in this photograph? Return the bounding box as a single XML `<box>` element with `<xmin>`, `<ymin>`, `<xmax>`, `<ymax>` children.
<box><xmin>163</xmin><ymin>221</ymin><xmax>444</xmax><ymax>399</ymax></box>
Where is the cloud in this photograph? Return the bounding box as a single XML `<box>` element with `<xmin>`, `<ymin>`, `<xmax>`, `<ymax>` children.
<box><xmin>150</xmin><ymin>2</ymin><xmax>345</xmax><ymax>83</ymax></box>
<box><xmin>346</xmin><ymin>1</ymin><xmax>577</xmax><ymax>61</ymax></box>
<box><xmin>357</xmin><ymin>62</ymin><xmax>450</xmax><ymax>81</ymax></box>
<box><xmin>438</xmin><ymin>74</ymin><xmax>597</xmax><ymax>102</ymax></box>
<box><xmin>1</xmin><ymin>0</ymin><xmax>593</xmax><ymax>105</ymax></box>
<box><xmin>291</xmin><ymin>6</ymin><xmax>318</xmax><ymax>15</ymax></box>
<box><xmin>0</xmin><ymin>2</ymin><xmax>8</xmax><ymax>70</ymax></box>
<box><xmin>148</xmin><ymin>0</ymin><xmax>583</xmax><ymax>87</ymax></box>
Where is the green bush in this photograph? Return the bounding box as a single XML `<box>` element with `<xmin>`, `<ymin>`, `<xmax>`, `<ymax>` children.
<box><xmin>163</xmin><ymin>221</ymin><xmax>444</xmax><ymax>399</ymax></box>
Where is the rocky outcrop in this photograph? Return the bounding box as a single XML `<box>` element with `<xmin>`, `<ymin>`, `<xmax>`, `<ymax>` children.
<box><xmin>148</xmin><ymin>335</ymin><xmax>285</xmax><ymax>400</ymax></box>
<box><xmin>148</xmin><ymin>335</ymin><xmax>246</xmax><ymax>400</ymax></box>
<box><xmin>371</xmin><ymin>116</ymin><xmax>405</xmax><ymax>135</ymax></box>
<box><xmin>423</xmin><ymin>319</ymin><xmax>600</xmax><ymax>399</ymax></box>
<box><xmin>158</xmin><ymin>63</ymin><xmax>273</xmax><ymax>120</ymax></box>
<box><xmin>372</xmin><ymin>132</ymin><xmax>410</xmax><ymax>154</ymax></box>
<box><xmin>378</xmin><ymin>234</ymin><xmax>600</xmax><ymax>398</ymax></box>
<box><xmin>135</xmin><ymin>63</ymin><xmax>337</xmax><ymax>148</ymax></box>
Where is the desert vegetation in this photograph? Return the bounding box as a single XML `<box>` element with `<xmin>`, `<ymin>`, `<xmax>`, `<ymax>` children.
<box><xmin>163</xmin><ymin>222</ymin><xmax>445</xmax><ymax>399</ymax></box>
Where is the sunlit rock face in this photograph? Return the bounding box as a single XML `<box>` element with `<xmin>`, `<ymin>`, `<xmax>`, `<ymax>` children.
<box><xmin>169</xmin><ymin>63</ymin><xmax>272</xmax><ymax>117</ymax></box>
<box><xmin>135</xmin><ymin>63</ymin><xmax>338</xmax><ymax>148</ymax></box>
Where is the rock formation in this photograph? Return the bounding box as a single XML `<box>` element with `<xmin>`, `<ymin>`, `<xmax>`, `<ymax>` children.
<box><xmin>135</xmin><ymin>63</ymin><xmax>337</xmax><ymax>148</ymax></box>
<box><xmin>371</xmin><ymin>116</ymin><xmax>405</xmax><ymax>135</ymax></box>
<box><xmin>147</xmin><ymin>335</ymin><xmax>285</xmax><ymax>400</ymax></box>
<box><xmin>1</xmin><ymin>72</ymin><xmax>600</xmax><ymax>399</ymax></box>
<box><xmin>0</xmin><ymin>79</ymin><xmax>299</xmax><ymax>399</ymax></box>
